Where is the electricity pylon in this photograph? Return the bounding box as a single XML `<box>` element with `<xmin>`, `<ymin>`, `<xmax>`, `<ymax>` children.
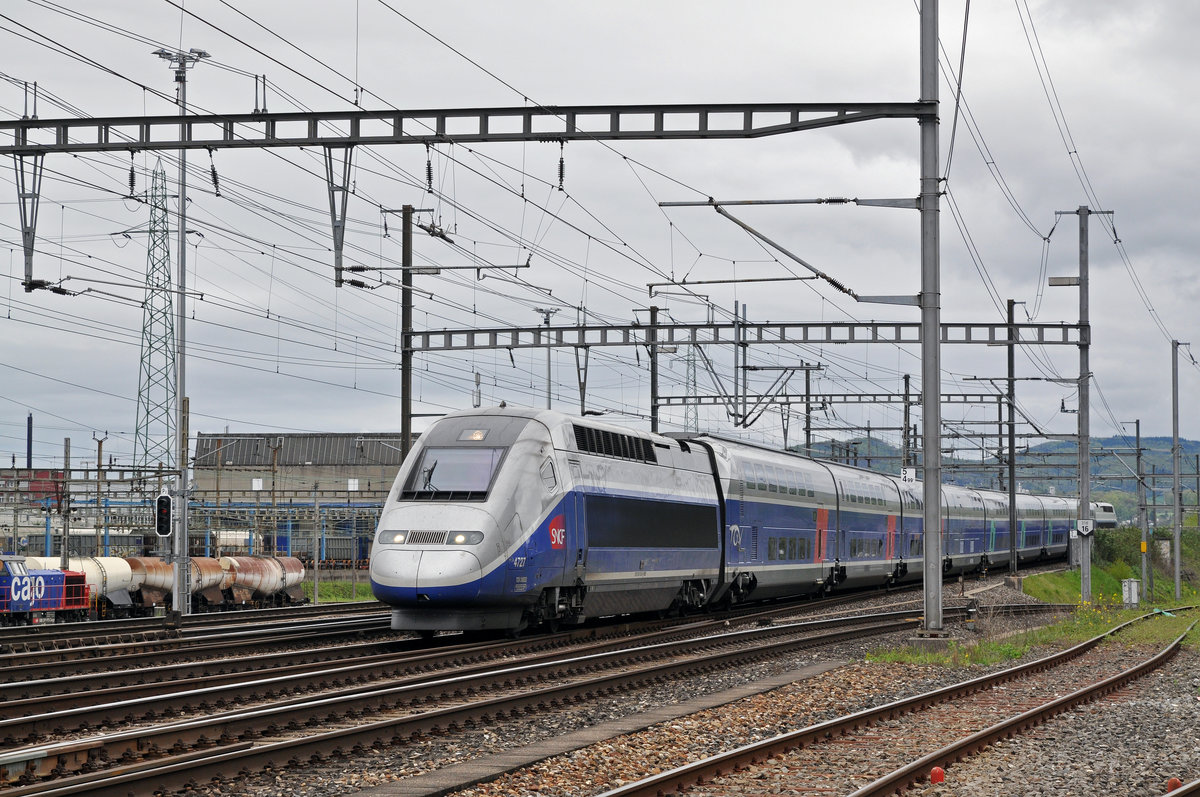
<box><xmin>133</xmin><ymin>161</ymin><xmax>176</xmax><ymax>478</ymax></box>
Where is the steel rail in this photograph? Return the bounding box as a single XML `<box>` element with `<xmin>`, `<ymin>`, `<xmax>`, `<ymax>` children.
<box><xmin>1168</xmin><ymin>778</ymin><xmax>1200</xmax><ymax>795</ymax></box>
<box><xmin>848</xmin><ymin>619</ymin><xmax>1199</xmax><ymax>796</ymax></box>
<box><xmin>0</xmin><ymin>616</ymin><xmax>917</xmax><ymax>789</ymax></box>
<box><xmin>0</xmin><ymin>611</ymin><xmax>916</xmax><ymax>742</ymax></box>
<box><xmin>0</xmin><ymin>602</ymin><xmax>383</xmax><ymax>654</ymax></box>
<box><xmin>0</xmin><ymin>603</ymin><xmax>1067</xmax><ymax>719</ymax></box>
<box><xmin>594</xmin><ymin>607</ymin><xmax>1195</xmax><ymax>797</ymax></box>
<box><xmin>0</xmin><ymin>589</ymin><xmax>964</xmax><ymax>711</ymax></box>
<box><xmin>0</xmin><ymin>615</ymin><xmax>392</xmax><ymax>679</ymax></box>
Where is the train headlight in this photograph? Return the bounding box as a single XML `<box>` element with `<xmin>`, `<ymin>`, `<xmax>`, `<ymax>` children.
<box><xmin>378</xmin><ymin>530</ymin><xmax>408</xmax><ymax>545</ymax></box>
<box><xmin>446</xmin><ymin>530</ymin><xmax>485</xmax><ymax>545</ymax></box>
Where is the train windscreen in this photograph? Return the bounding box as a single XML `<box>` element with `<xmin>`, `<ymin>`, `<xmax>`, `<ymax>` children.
<box><xmin>403</xmin><ymin>447</ymin><xmax>506</xmax><ymax>497</ymax></box>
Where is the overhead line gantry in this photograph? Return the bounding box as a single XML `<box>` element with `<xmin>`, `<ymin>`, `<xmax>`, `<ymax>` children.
<box><xmin>3</xmin><ymin>101</ymin><xmax>927</xmax><ymax>292</ymax></box>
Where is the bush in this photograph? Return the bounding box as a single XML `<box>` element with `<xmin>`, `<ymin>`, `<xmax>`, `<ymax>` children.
<box><xmin>1094</xmin><ymin>527</ymin><xmax>1143</xmax><ymax>569</ymax></box>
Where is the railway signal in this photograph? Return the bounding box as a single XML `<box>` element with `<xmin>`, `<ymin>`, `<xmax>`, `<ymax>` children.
<box><xmin>155</xmin><ymin>494</ymin><xmax>172</xmax><ymax>537</ymax></box>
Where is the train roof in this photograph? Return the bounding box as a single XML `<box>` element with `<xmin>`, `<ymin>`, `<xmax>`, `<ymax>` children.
<box><xmin>439</xmin><ymin>406</ymin><xmax>668</xmax><ymax>441</ymax></box>
<box><xmin>194</xmin><ymin>431</ymin><xmax>411</xmax><ymax>467</ymax></box>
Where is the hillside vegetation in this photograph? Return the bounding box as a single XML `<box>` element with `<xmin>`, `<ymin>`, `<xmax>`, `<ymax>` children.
<box><xmin>1023</xmin><ymin>526</ymin><xmax>1200</xmax><ymax>605</ymax></box>
<box><xmin>802</xmin><ymin>436</ymin><xmax>1200</xmax><ymax>527</ymax></box>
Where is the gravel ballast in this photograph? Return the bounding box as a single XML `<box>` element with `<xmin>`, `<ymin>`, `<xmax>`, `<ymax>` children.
<box><xmin>197</xmin><ymin>574</ymin><xmax>1199</xmax><ymax>797</ymax></box>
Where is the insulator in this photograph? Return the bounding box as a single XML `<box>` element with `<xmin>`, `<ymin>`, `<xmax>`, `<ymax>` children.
<box><xmin>208</xmin><ymin>149</ymin><xmax>221</xmax><ymax>197</ymax></box>
<box><xmin>558</xmin><ymin>156</ymin><xmax>565</xmax><ymax>191</ymax></box>
<box><xmin>426</xmin><ymin>158</ymin><xmax>433</xmax><ymax>193</ymax></box>
<box><xmin>128</xmin><ymin>166</ymin><xmax>136</xmax><ymax>197</ymax></box>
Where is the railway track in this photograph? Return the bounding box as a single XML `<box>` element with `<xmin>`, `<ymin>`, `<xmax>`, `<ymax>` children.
<box><xmin>0</xmin><ymin>601</ymin><xmax>1015</xmax><ymax>796</ymax></box>
<box><xmin>591</xmin><ymin>609</ymin><xmax>1197</xmax><ymax>797</ymax></box>
<box><xmin>0</xmin><ymin>600</ymin><xmax>386</xmax><ymax>654</ymax></box>
<box><xmin>0</xmin><ymin>610</ymin><xmax>396</xmax><ymax>680</ymax></box>
<box><xmin>0</xmin><ymin>579</ymin><xmax>941</xmax><ymax>682</ymax></box>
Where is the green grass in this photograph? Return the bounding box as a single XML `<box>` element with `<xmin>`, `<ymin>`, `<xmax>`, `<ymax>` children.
<box><xmin>1022</xmin><ymin>562</ymin><xmax>1200</xmax><ymax>607</ymax></box>
<box><xmin>868</xmin><ymin>638</ymin><xmax>1030</xmax><ymax>668</ymax></box>
<box><xmin>867</xmin><ymin>604</ymin><xmax>1199</xmax><ymax>668</ymax></box>
<box><xmin>301</xmin><ymin>579</ymin><xmax>377</xmax><ymax>603</ymax></box>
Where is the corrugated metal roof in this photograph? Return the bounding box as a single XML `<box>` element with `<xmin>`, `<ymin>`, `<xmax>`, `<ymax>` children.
<box><xmin>194</xmin><ymin>433</ymin><xmax>411</xmax><ymax>467</ymax></box>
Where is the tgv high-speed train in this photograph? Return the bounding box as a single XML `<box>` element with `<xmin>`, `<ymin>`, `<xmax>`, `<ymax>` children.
<box><xmin>370</xmin><ymin>407</ymin><xmax>1077</xmax><ymax>634</ymax></box>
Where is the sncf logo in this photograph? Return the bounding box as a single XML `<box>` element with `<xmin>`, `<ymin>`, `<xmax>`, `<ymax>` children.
<box><xmin>549</xmin><ymin>515</ymin><xmax>566</xmax><ymax>549</ymax></box>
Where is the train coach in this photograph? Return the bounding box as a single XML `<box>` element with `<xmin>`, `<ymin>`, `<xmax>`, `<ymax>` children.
<box><xmin>370</xmin><ymin>407</ymin><xmax>1081</xmax><ymax>635</ymax></box>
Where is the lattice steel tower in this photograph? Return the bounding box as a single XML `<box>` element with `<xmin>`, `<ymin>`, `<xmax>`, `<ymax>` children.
<box><xmin>133</xmin><ymin>161</ymin><xmax>176</xmax><ymax>475</ymax></box>
<box><xmin>683</xmin><ymin>345</ymin><xmax>699</xmax><ymax>433</ymax></box>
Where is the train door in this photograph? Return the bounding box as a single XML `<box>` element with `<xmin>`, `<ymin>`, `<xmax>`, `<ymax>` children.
<box><xmin>816</xmin><ymin>507</ymin><xmax>831</xmax><ymax>563</ymax></box>
<box><xmin>727</xmin><ymin>460</ymin><xmax>756</xmax><ymax>567</ymax></box>
<box><xmin>568</xmin><ymin>460</ymin><xmax>587</xmax><ymax>579</ymax></box>
<box><xmin>941</xmin><ymin>489</ymin><xmax>953</xmax><ymax>569</ymax></box>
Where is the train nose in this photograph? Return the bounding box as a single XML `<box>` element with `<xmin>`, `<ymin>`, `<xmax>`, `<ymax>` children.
<box><xmin>371</xmin><ymin>548</ymin><xmax>483</xmax><ymax>603</ymax></box>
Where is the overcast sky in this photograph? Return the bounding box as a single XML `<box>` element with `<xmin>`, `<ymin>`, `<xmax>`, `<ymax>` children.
<box><xmin>1</xmin><ymin>1</ymin><xmax>1197</xmax><ymax>473</ymax></box>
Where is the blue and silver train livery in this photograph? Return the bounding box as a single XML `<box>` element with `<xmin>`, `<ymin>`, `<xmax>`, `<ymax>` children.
<box><xmin>370</xmin><ymin>407</ymin><xmax>1078</xmax><ymax>634</ymax></box>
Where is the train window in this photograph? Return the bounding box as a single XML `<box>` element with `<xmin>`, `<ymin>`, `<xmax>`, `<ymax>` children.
<box><xmin>778</xmin><ymin>539</ymin><xmax>787</xmax><ymax>559</ymax></box>
<box><xmin>754</xmin><ymin>463</ymin><xmax>768</xmax><ymax>491</ymax></box>
<box><xmin>767</xmin><ymin>537</ymin><xmax>776</xmax><ymax>560</ymax></box>
<box><xmin>540</xmin><ymin>459</ymin><xmax>557</xmax><ymax>491</ymax></box>
<box><xmin>403</xmin><ymin>446</ymin><xmax>506</xmax><ymax>496</ymax></box>
<box><xmin>786</xmin><ymin>471</ymin><xmax>798</xmax><ymax>496</ymax></box>
<box><xmin>767</xmin><ymin>466</ymin><xmax>779</xmax><ymax>493</ymax></box>
<box><xmin>788</xmin><ymin>538</ymin><xmax>797</xmax><ymax>560</ymax></box>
